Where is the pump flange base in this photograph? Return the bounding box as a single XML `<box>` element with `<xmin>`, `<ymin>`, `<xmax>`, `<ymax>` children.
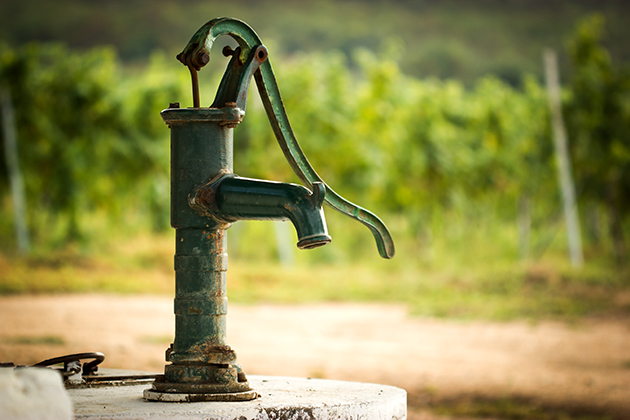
<box><xmin>143</xmin><ymin>389</ymin><xmax>258</xmax><ymax>402</ymax></box>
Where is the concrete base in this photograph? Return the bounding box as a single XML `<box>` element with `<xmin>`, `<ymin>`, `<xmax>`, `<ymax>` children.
<box><xmin>69</xmin><ymin>375</ymin><xmax>407</xmax><ymax>419</ymax></box>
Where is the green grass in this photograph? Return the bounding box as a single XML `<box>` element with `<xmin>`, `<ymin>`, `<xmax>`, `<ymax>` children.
<box><xmin>431</xmin><ymin>396</ymin><xmax>614</xmax><ymax>420</ymax></box>
<box><xmin>1</xmin><ymin>217</ymin><xmax>628</xmax><ymax>323</ymax></box>
<box><xmin>0</xmin><ymin>235</ymin><xmax>175</xmax><ymax>295</ymax></box>
<box><xmin>7</xmin><ymin>335</ymin><xmax>66</xmax><ymax>346</ymax></box>
<box><xmin>139</xmin><ymin>335</ymin><xmax>172</xmax><ymax>345</ymax></box>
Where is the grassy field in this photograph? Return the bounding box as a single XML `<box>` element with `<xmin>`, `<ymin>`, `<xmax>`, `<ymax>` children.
<box><xmin>2</xmin><ymin>213</ymin><xmax>628</xmax><ymax>323</ymax></box>
<box><xmin>2</xmin><ymin>217</ymin><xmax>628</xmax><ymax>420</ymax></box>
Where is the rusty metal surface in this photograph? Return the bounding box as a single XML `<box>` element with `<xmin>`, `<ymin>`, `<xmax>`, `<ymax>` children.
<box><xmin>194</xmin><ymin>175</ymin><xmax>331</xmax><ymax>249</ymax></box>
<box><xmin>75</xmin><ymin>372</ymin><xmax>157</xmax><ymax>388</ymax></box>
<box><xmin>4</xmin><ymin>358</ymin><xmax>158</xmax><ymax>389</ymax></box>
<box><xmin>32</xmin><ymin>352</ymin><xmax>105</xmax><ymax>377</ymax></box>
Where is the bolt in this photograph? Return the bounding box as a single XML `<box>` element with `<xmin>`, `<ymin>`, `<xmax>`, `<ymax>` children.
<box><xmin>222</xmin><ymin>46</ymin><xmax>235</xmax><ymax>57</ymax></box>
<box><xmin>255</xmin><ymin>47</ymin><xmax>268</xmax><ymax>63</ymax></box>
<box><xmin>198</xmin><ymin>187</ymin><xmax>215</xmax><ymax>209</ymax></box>
<box><xmin>195</xmin><ymin>51</ymin><xmax>210</xmax><ymax>67</ymax></box>
<box><xmin>169</xmin><ymin>102</ymin><xmax>180</xmax><ymax>109</ymax></box>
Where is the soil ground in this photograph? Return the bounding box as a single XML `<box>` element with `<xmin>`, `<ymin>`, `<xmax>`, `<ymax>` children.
<box><xmin>0</xmin><ymin>295</ymin><xmax>629</xmax><ymax>419</ymax></box>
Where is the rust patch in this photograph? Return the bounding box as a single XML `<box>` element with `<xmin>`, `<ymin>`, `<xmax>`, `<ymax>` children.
<box><xmin>188</xmin><ymin>341</ymin><xmax>234</xmax><ymax>355</ymax></box>
<box><xmin>198</xmin><ymin>187</ymin><xmax>215</xmax><ymax>209</ymax></box>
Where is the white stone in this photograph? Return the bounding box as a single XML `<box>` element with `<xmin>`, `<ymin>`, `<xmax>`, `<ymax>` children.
<box><xmin>0</xmin><ymin>367</ymin><xmax>73</xmax><ymax>420</ymax></box>
<box><xmin>69</xmin><ymin>375</ymin><xmax>407</xmax><ymax>419</ymax></box>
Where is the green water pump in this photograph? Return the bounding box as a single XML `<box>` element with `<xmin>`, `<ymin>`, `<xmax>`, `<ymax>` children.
<box><xmin>144</xmin><ymin>17</ymin><xmax>395</xmax><ymax>402</ymax></box>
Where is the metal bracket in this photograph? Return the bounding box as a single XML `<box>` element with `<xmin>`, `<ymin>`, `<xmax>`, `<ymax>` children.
<box><xmin>31</xmin><ymin>352</ymin><xmax>105</xmax><ymax>377</ymax></box>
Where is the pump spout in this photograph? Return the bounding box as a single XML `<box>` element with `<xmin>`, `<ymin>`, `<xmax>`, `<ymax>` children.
<box><xmin>194</xmin><ymin>175</ymin><xmax>332</xmax><ymax>250</ymax></box>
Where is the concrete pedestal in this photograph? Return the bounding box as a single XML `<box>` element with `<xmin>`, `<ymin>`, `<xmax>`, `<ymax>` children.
<box><xmin>69</xmin><ymin>375</ymin><xmax>406</xmax><ymax>419</ymax></box>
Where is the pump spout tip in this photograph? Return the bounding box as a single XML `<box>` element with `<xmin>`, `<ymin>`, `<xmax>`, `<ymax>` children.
<box><xmin>297</xmin><ymin>234</ymin><xmax>332</xmax><ymax>250</ymax></box>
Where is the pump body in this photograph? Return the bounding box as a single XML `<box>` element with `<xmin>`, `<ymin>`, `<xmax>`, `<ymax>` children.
<box><xmin>145</xmin><ymin>105</ymin><xmax>330</xmax><ymax>401</ymax></box>
<box><xmin>145</xmin><ymin>17</ymin><xmax>394</xmax><ymax>402</ymax></box>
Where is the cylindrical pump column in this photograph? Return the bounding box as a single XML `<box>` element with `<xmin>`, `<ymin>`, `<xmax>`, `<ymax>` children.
<box><xmin>145</xmin><ymin>105</ymin><xmax>256</xmax><ymax>402</ymax></box>
<box><xmin>171</xmin><ymin>228</ymin><xmax>229</xmax><ymax>357</ymax></box>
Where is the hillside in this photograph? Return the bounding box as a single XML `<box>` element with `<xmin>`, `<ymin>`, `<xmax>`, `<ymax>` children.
<box><xmin>2</xmin><ymin>0</ymin><xmax>630</xmax><ymax>84</ymax></box>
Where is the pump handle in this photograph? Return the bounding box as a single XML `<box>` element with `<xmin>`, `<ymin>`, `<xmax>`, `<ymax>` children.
<box><xmin>176</xmin><ymin>17</ymin><xmax>395</xmax><ymax>259</ymax></box>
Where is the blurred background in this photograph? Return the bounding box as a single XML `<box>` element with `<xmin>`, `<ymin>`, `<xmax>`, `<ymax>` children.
<box><xmin>1</xmin><ymin>1</ymin><xmax>630</xmax><ymax>418</ymax></box>
<box><xmin>1</xmin><ymin>0</ymin><xmax>629</xmax><ymax>318</ymax></box>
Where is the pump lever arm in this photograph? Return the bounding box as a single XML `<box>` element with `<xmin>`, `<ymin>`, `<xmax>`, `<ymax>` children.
<box><xmin>254</xmin><ymin>66</ymin><xmax>395</xmax><ymax>259</ymax></box>
<box><xmin>177</xmin><ymin>17</ymin><xmax>395</xmax><ymax>259</ymax></box>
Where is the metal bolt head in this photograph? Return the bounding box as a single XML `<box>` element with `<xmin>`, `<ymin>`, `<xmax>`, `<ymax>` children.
<box><xmin>196</xmin><ymin>51</ymin><xmax>210</xmax><ymax>67</ymax></box>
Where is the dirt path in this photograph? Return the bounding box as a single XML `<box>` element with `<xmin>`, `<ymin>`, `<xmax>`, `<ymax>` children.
<box><xmin>0</xmin><ymin>295</ymin><xmax>629</xmax><ymax>419</ymax></box>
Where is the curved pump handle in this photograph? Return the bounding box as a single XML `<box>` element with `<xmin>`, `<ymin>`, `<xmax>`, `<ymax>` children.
<box><xmin>176</xmin><ymin>17</ymin><xmax>395</xmax><ymax>259</ymax></box>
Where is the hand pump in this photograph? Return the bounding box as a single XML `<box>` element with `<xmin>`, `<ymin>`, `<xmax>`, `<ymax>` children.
<box><xmin>144</xmin><ymin>17</ymin><xmax>395</xmax><ymax>403</ymax></box>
